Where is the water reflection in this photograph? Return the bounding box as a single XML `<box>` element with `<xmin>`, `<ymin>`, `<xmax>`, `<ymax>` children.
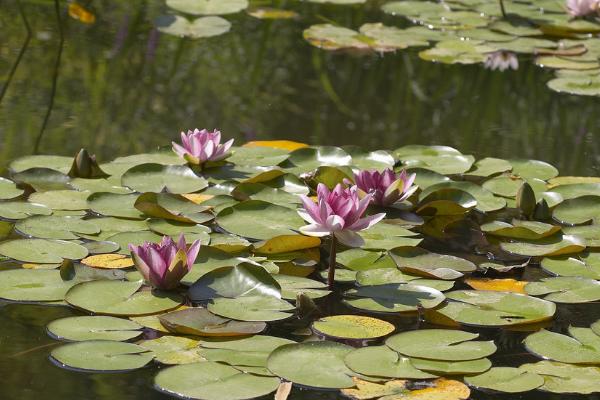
<box><xmin>0</xmin><ymin>1</ymin><xmax>598</xmax><ymax>175</ymax></box>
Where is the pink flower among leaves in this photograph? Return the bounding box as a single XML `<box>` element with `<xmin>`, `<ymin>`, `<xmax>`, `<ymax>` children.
<box><xmin>566</xmin><ymin>0</ymin><xmax>599</xmax><ymax>16</ymax></box>
<box><xmin>353</xmin><ymin>168</ymin><xmax>418</xmax><ymax>206</ymax></box>
<box><xmin>172</xmin><ymin>128</ymin><xmax>234</xmax><ymax>165</ymax></box>
<box><xmin>128</xmin><ymin>234</ymin><xmax>201</xmax><ymax>290</ymax></box>
<box><xmin>298</xmin><ymin>183</ymin><xmax>386</xmax><ymax>247</ymax></box>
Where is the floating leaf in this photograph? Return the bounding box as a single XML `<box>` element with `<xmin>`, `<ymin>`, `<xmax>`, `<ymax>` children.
<box><xmin>481</xmin><ymin>220</ymin><xmax>560</xmax><ymax>240</ymax></box>
<box><xmin>541</xmin><ymin>253</ymin><xmax>600</xmax><ymax>279</ymax></box>
<box><xmin>47</xmin><ymin>316</ymin><xmax>142</xmax><ymax>341</ymax></box>
<box><xmin>344</xmin><ymin>346</ymin><xmax>436</xmax><ymax>379</ymax></box>
<box><xmin>0</xmin><ymin>239</ymin><xmax>88</xmax><ymax>263</ymax></box>
<box><xmin>390</xmin><ymin>247</ymin><xmax>476</xmax><ymax>280</ymax></box>
<box><xmin>524</xmin><ymin>327</ymin><xmax>600</xmax><ymax>364</ymax></box>
<box><xmin>500</xmin><ymin>234</ymin><xmax>586</xmax><ymax>257</ymax></box>
<box><xmin>0</xmin><ymin>202</ymin><xmax>52</xmax><ymax>220</ymax></box>
<box><xmin>166</xmin><ymin>0</ymin><xmax>249</xmax><ymax>15</ymax></box>
<box><xmin>519</xmin><ymin>361</ymin><xmax>600</xmax><ymax>394</ymax></box>
<box><xmin>386</xmin><ymin>329</ymin><xmax>496</xmax><ymax>361</ymax></box>
<box><xmin>344</xmin><ymin>284</ymin><xmax>445</xmax><ymax>313</ymax></box>
<box><xmin>158</xmin><ymin>307</ymin><xmax>266</xmax><ymax>336</ymax></box>
<box><xmin>267</xmin><ymin>341</ymin><xmax>355</xmax><ymax>389</ymax></box>
<box><xmin>81</xmin><ymin>254</ymin><xmax>134</xmax><ymax>269</ymax></box>
<box><xmin>0</xmin><ymin>269</ymin><xmax>78</xmax><ymax>302</ymax></box>
<box><xmin>313</xmin><ymin>315</ymin><xmax>395</xmax><ymax>340</ymax></box>
<box><xmin>208</xmin><ymin>295</ymin><xmax>294</xmax><ymax>321</ymax></box>
<box><xmin>65</xmin><ymin>280</ymin><xmax>183</xmax><ymax>316</ymax></box>
<box><xmin>51</xmin><ymin>341</ymin><xmax>153</xmax><ymax>372</ymax></box>
<box><xmin>553</xmin><ymin>195</ymin><xmax>600</xmax><ymax>225</ymax></box>
<box><xmin>525</xmin><ymin>277</ymin><xmax>600</xmax><ymax>303</ymax></box>
<box><xmin>155</xmin><ymin>361</ymin><xmax>279</xmax><ymax>400</ymax></box>
<box><xmin>139</xmin><ymin>336</ymin><xmax>202</xmax><ymax>365</ymax></box>
<box><xmin>409</xmin><ymin>357</ymin><xmax>492</xmax><ymax>375</ymax></box>
<box><xmin>155</xmin><ymin>15</ymin><xmax>231</xmax><ymax>39</ymax></box>
<box><xmin>464</xmin><ymin>367</ymin><xmax>544</xmax><ymax>393</ymax></box>
<box><xmin>464</xmin><ymin>278</ymin><xmax>527</xmax><ymax>294</ymax></box>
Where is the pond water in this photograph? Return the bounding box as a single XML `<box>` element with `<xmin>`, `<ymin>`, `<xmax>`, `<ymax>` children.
<box><xmin>1</xmin><ymin>2</ymin><xmax>600</xmax><ymax>400</ymax></box>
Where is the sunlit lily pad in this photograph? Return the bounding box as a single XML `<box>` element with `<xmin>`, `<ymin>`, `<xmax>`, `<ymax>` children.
<box><xmin>155</xmin><ymin>361</ymin><xmax>279</xmax><ymax>400</ymax></box>
<box><xmin>208</xmin><ymin>295</ymin><xmax>294</xmax><ymax>321</ymax></box>
<box><xmin>0</xmin><ymin>269</ymin><xmax>78</xmax><ymax>302</ymax></box>
<box><xmin>386</xmin><ymin>329</ymin><xmax>496</xmax><ymax>361</ymax></box>
<box><xmin>0</xmin><ymin>202</ymin><xmax>52</xmax><ymax>220</ymax></box>
<box><xmin>344</xmin><ymin>283</ymin><xmax>445</xmax><ymax>313</ymax></box>
<box><xmin>524</xmin><ymin>327</ymin><xmax>600</xmax><ymax>364</ymax></box>
<box><xmin>553</xmin><ymin>195</ymin><xmax>600</xmax><ymax>225</ymax></box>
<box><xmin>344</xmin><ymin>346</ymin><xmax>436</xmax><ymax>379</ymax></box>
<box><xmin>51</xmin><ymin>341</ymin><xmax>153</xmax><ymax>372</ymax></box>
<box><xmin>500</xmin><ymin>234</ymin><xmax>586</xmax><ymax>257</ymax></box>
<box><xmin>217</xmin><ymin>200</ymin><xmax>304</xmax><ymax>240</ymax></box>
<box><xmin>9</xmin><ymin>155</ymin><xmax>73</xmax><ymax>174</ymax></box>
<box><xmin>303</xmin><ymin>24</ymin><xmax>370</xmax><ymax>51</ymax></box>
<box><xmin>432</xmin><ymin>290</ymin><xmax>556</xmax><ymax>327</ymax></box>
<box><xmin>420</xmin><ymin>181</ymin><xmax>505</xmax><ymax>212</ymax></box>
<box><xmin>410</xmin><ymin>357</ymin><xmax>492</xmax><ymax>375</ymax></box>
<box><xmin>15</xmin><ymin>215</ymin><xmax>100</xmax><ymax>240</ymax></box>
<box><xmin>155</xmin><ymin>15</ymin><xmax>231</xmax><ymax>39</ymax></box>
<box><xmin>159</xmin><ymin>307</ymin><xmax>266</xmax><ymax>336</ymax></box>
<box><xmin>28</xmin><ymin>190</ymin><xmax>90</xmax><ymax>211</ymax></box>
<box><xmin>342</xmin><ymin>377</ymin><xmax>470</xmax><ymax>400</ymax></box>
<box><xmin>139</xmin><ymin>336</ymin><xmax>202</xmax><ymax>365</ymax></box>
<box><xmin>0</xmin><ymin>239</ymin><xmax>88</xmax><ymax>263</ymax></box>
<box><xmin>267</xmin><ymin>341</ymin><xmax>355</xmax><ymax>389</ymax></box>
<box><xmin>525</xmin><ymin>277</ymin><xmax>600</xmax><ymax>303</ymax></box>
<box><xmin>65</xmin><ymin>280</ymin><xmax>183</xmax><ymax>316</ymax></box>
<box><xmin>47</xmin><ymin>316</ymin><xmax>142</xmax><ymax>341</ymax></box>
<box><xmin>166</xmin><ymin>0</ymin><xmax>249</xmax><ymax>15</ymax></box>
<box><xmin>519</xmin><ymin>361</ymin><xmax>600</xmax><ymax>394</ymax></box>
<box><xmin>87</xmin><ymin>193</ymin><xmax>143</xmax><ymax>219</ymax></box>
<box><xmin>0</xmin><ymin>177</ymin><xmax>23</xmax><ymax>199</ymax></box>
<box><xmin>481</xmin><ymin>220</ymin><xmax>560</xmax><ymax>240</ymax></box>
<box><xmin>122</xmin><ymin>163</ymin><xmax>208</xmax><ymax>194</ymax></box>
<box><xmin>465</xmin><ymin>367</ymin><xmax>544</xmax><ymax>393</ymax></box>
<box><xmin>390</xmin><ymin>246</ymin><xmax>476</xmax><ymax>279</ymax></box>
<box><xmin>541</xmin><ymin>253</ymin><xmax>600</xmax><ymax>279</ymax></box>
<box><xmin>313</xmin><ymin>315</ymin><xmax>395</xmax><ymax>340</ymax></box>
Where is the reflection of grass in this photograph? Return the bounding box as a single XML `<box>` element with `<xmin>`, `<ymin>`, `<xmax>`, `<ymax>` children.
<box><xmin>0</xmin><ymin>1</ymin><xmax>597</xmax><ymax>176</ymax></box>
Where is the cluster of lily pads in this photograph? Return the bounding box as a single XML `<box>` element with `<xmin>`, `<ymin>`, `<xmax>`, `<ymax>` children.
<box><xmin>151</xmin><ymin>0</ymin><xmax>600</xmax><ymax>96</ymax></box>
<box><xmin>1</xmin><ymin>128</ymin><xmax>600</xmax><ymax>399</ymax></box>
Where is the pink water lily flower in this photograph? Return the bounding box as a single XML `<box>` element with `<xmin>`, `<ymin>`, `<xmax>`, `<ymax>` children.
<box><xmin>172</xmin><ymin>128</ymin><xmax>234</xmax><ymax>165</ymax></box>
<box><xmin>567</xmin><ymin>0</ymin><xmax>599</xmax><ymax>16</ymax></box>
<box><xmin>354</xmin><ymin>168</ymin><xmax>418</xmax><ymax>206</ymax></box>
<box><xmin>129</xmin><ymin>234</ymin><xmax>201</xmax><ymax>290</ymax></box>
<box><xmin>298</xmin><ymin>183</ymin><xmax>386</xmax><ymax>247</ymax></box>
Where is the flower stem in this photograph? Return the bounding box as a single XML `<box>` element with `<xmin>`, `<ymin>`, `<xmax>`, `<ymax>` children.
<box><xmin>499</xmin><ymin>0</ymin><xmax>507</xmax><ymax>18</ymax></box>
<box><xmin>328</xmin><ymin>235</ymin><xmax>337</xmax><ymax>289</ymax></box>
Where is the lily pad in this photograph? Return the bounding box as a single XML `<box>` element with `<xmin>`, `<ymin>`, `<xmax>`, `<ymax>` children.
<box><xmin>385</xmin><ymin>329</ymin><xmax>496</xmax><ymax>361</ymax></box>
<box><xmin>208</xmin><ymin>295</ymin><xmax>294</xmax><ymax>321</ymax></box>
<box><xmin>51</xmin><ymin>341</ymin><xmax>153</xmax><ymax>372</ymax></box>
<box><xmin>553</xmin><ymin>195</ymin><xmax>600</xmax><ymax>225</ymax></box>
<box><xmin>525</xmin><ymin>277</ymin><xmax>600</xmax><ymax>303</ymax></box>
<box><xmin>343</xmin><ymin>284</ymin><xmax>445</xmax><ymax>313</ymax></box>
<box><xmin>410</xmin><ymin>357</ymin><xmax>492</xmax><ymax>375</ymax></box>
<box><xmin>166</xmin><ymin>0</ymin><xmax>249</xmax><ymax>15</ymax></box>
<box><xmin>464</xmin><ymin>367</ymin><xmax>544</xmax><ymax>393</ymax></box>
<box><xmin>541</xmin><ymin>253</ymin><xmax>600</xmax><ymax>279</ymax></box>
<box><xmin>313</xmin><ymin>315</ymin><xmax>395</xmax><ymax>340</ymax></box>
<box><xmin>0</xmin><ymin>202</ymin><xmax>52</xmax><ymax>220</ymax></box>
<box><xmin>65</xmin><ymin>280</ymin><xmax>183</xmax><ymax>316</ymax></box>
<box><xmin>390</xmin><ymin>246</ymin><xmax>476</xmax><ymax>279</ymax></box>
<box><xmin>122</xmin><ymin>163</ymin><xmax>208</xmax><ymax>194</ymax></box>
<box><xmin>344</xmin><ymin>346</ymin><xmax>436</xmax><ymax>379</ymax></box>
<box><xmin>158</xmin><ymin>307</ymin><xmax>266</xmax><ymax>336</ymax></box>
<box><xmin>139</xmin><ymin>336</ymin><xmax>203</xmax><ymax>365</ymax></box>
<box><xmin>47</xmin><ymin>316</ymin><xmax>143</xmax><ymax>341</ymax></box>
<box><xmin>87</xmin><ymin>193</ymin><xmax>143</xmax><ymax>219</ymax></box>
<box><xmin>0</xmin><ymin>269</ymin><xmax>78</xmax><ymax>302</ymax></box>
<box><xmin>524</xmin><ymin>327</ymin><xmax>600</xmax><ymax>364</ymax></box>
<box><xmin>155</xmin><ymin>15</ymin><xmax>231</xmax><ymax>39</ymax></box>
<box><xmin>155</xmin><ymin>361</ymin><xmax>279</xmax><ymax>400</ymax></box>
<box><xmin>500</xmin><ymin>234</ymin><xmax>586</xmax><ymax>257</ymax></box>
<box><xmin>267</xmin><ymin>341</ymin><xmax>355</xmax><ymax>389</ymax></box>
<box><xmin>0</xmin><ymin>177</ymin><xmax>24</xmax><ymax>199</ymax></box>
<box><xmin>0</xmin><ymin>239</ymin><xmax>88</xmax><ymax>263</ymax></box>
<box><xmin>519</xmin><ymin>361</ymin><xmax>600</xmax><ymax>394</ymax></box>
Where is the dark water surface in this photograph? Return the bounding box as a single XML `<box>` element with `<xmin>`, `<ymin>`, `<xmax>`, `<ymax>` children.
<box><xmin>1</xmin><ymin>1</ymin><xmax>600</xmax><ymax>400</ymax></box>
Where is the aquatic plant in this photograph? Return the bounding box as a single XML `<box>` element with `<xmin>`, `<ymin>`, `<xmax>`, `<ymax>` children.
<box><xmin>172</xmin><ymin>128</ymin><xmax>234</xmax><ymax>166</ymax></box>
<box><xmin>352</xmin><ymin>168</ymin><xmax>418</xmax><ymax>206</ymax></box>
<box><xmin>129</xmin><ymin>234</ymin><xmax>200</xmax><ymax>290</ymax></box>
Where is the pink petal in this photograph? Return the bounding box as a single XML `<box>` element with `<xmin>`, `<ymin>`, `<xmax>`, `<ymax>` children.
<box><xmin>324</xmin><ymin>214</ymin><xmax>345</xmax><ymax>232</ymax></box>
<box><xmin>299</xmin><ymin>224</ymin><xmax>331</xmax><ymax>237</ymax></box>
<box><xmin>186</xmin><ymin>239</ymin><xmax>201</xmax><ymax>270</ymax></box>
<box><xmin>348</xmin><ymin>212</ymin><xmax>386</xmax><ymax>232</ymax></box>
<box><xmin>334</xmin><ymin>230</ymin><xmax>364</xmax><ymax>247</ymax></box>
<box><xmin>172</xmin><ymin>142</ymin><xmax>188</xmax><ymax>157</ymax></box>
<box><xmin>299</xmin><ymin>195</ymin><xmax>320</xmax><ymax>223</ymax></box>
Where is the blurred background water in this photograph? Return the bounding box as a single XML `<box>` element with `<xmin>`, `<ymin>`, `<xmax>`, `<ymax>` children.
<box><xmin>0</xmin><ymin>1</ymin><xmax>598</xmax><ymax>175</ymax></box>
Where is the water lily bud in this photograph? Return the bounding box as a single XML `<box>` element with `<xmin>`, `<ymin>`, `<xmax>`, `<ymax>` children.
<box><xmin>172</xmin><ymin>129</ymin><xmax>234</xmax><ymax>166</ymax></box>
<box><xmin>516</xmin><ymin>182</ymin><xmax>536</xmax><ymax>218</ymax></box>
<box><xmin>68</xmin><ymin>149</ymin><xmax>108</xmax><ymax>179</ymax></box>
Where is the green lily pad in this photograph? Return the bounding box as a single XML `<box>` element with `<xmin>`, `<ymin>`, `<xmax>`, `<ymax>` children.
<box><xmin>482</xmin><ymin>220</ymin><xmax>561</xmax><ymax>240</ymax></box>
<box><xmin>208</xmin><ymin>295</ymin><xmax>294</xmax><ymax>321</ymax></box>
<box><xmin>313</xmin><ymin>315</ymin><xmax>395</xmax><ymax>340</ymax></box>
<box><xmin>107</xmin><ymin>231</ymin><xmax>164</xmax><ymax>255</ymax></box>
<box><xmin>122</xmin><ymin>163</ymin><xmax>208</xmax><ymax>194</ymax></box>
<box><xmin>267</xmin><ymin>341</ymin><xmax>355</xmax><ymax>389</ymax></box>
<box><xmin>0</xmin><ymin>201</ymin><xmax>52</xmax><ymax>220</ymax></box>
<box><xmin>524</xmin><ymin>327</ymin><xmax>600</xmax><ymax>364</ymax></box>
<box><xmin>216</xmin><ymin>200</ymin><xmax>304</xmax><ymax>240</ymax></box>
<box><xmin>11</xmin><ymin>168</ymin><xmax>71</xmax><ymax>191</ymax></box>
<box><xmin>87</xmin><ymin>193</ymin><xmax>144</xmax><ymax>219</ymax></box>
<box><xmin>417</xmin><ymin>188</ymin><xmax>477</xmax><ymax>216</ymax></box>
<box><xmin>9</xmin><ymin>155</ymin><xmax>73</xmax><ymax>173</ymax></box>
<box><xmin>344</xmin><ymin>346</ymin><xmax>436</xmax><ymax>379</ymax></box>
<box><xmin>500</xmin><ymin>234</ymin><xmax>586</xmax><ymax>257</ymax></box>
<box><xmin>158</xmin><ymin>307</ymin><xmax>266</xmax><ymax>336</ymax></box>
<box><xmin>0</xmin><ymin>239</ymin><xmax>88</xmax><ymax>263</ymax></box>
<box><xmin>189</xmin><ymin>264</ymin><xmax>281</xmax><ymax>301</ymax></box>
<box><xmin>0</xmin><ymin>177</ymin><xmax>23</xmax><ymax>199</ymax></box>
<box><xmin>228</xmin><ymin>146</ymin><xmax>290</xmax><ymax>167</ymax></box>
<box><xmin>525</xmin><ymin>277</ymin><xmax>600</xmax><ymax>303</ymax></box>
<box><xmin>15</xmin><ymin>215</ymin><xmax>100</xmax><ymax>240</ymax></box>
<box><xmin>303</xmin><ymin>24</ymin><xmax>370</xmax><ymax>51</ymax></box>
<box><xmin>551</xmin><ymin>183</ymin><xmax>600</xmax><ymax>200</ymax></box>
<box><xmin>519</xmin><ymin>361</ymin><xmax>600</xmax><ymax>394</ymax></box>
<box><xmin>420</xmin><ymin>181</ymin><xmax>506</xmax><ymax>212</ymax></box>
<box><xmin>541</xmin><ymin>252</ymin><xmax>600</xmax><ymax>279</ymax></box>
<box><xmin>28</xmin><ymin>190</ymin><xmax>90</xmax><ymax>211</ymax></box>
<box><xmin>155</xmin><ymin>15</ymin><xmax>231</xmax><ymax>39</ymax></box>
<box><xmin>386</xmin><ymin>329</ymin><xmax>496</xmax><ymax>361</ymax></box>
<box><xmin>51</xmin><ymin>341</ymin><xmax>153</xmax><ymax>372</ymax></box>
<box><xmin>390</xmin><ymin>246</ymin><xmax>476</xmax><ymax>279</ymax></box>
<box><xmin>359</xmin><ymin>222</ymin><xmax>422</xmax><ymax>251</ymax></box>
<box><xmin>466</xmin><ymin>157</ymin><xmax>513</xmax><ymax>177</ymax></box>
<box><xmin>155</xmin><ymin>361</ymin><xmax>279</xmax><ymax>400</ymax></box>
<box><xmin>563</xmin><ymin>225</ymin><xmax>600</xmax><ymax>247</ymax></box>
<box><xmin>139</xmin><ymin>336</ymin><xmax>203</xmax><ymax>365</ymax></box>
<box><xmin>166</xmin><ymin>0</ymin><xmax>249</xmax><ymax>15</ymax></box>
<box><xmin>343</xmin><ymin>283</ymin><xmax>445</xmax><ymax>313</ymax></box>
<box><xmin>465</xmin><ymin>367</ymin><xmax>544</xmax><ymax>393</ymax></box>
<box><xmin>547</xmin><ymin>75</ymin><xmax>600</xmax><ymax>96</ymax></box>
<box><xmin>553</xmin><ymin>195</ymin><xmax>600</xmax><ymax>225</ymax></box>
<box><xmin>432</xmin><ymin>290</ymin><xmax>556</xmax><ymax>327</ymax></box>
<box><xmin>356</xmin><ymin>268</ymin><xmax>454</xmax><ymax>291</ymax></box>
<box><xmin>0</xmin><ymin>269</ymin><xmax>78</xmax><ymax>302</ymax></box>
<box><xmin>47</xmin><ymin>316</ymin><xmax>143</xmax><ymax>341</ymax></box>
<box><xmin>409</xmin><ymin>357</ymin><xmax>492</xmax><ymax>375</ymax></box>
<box><xmin>272</xmin><ymin>274</ymin><xmax>330</xmax><ymax>300</ymax></box>
<box><xmin>135</xmin><ymin>192</ymin><xmax>212</xmax><ymax>224</ymax></box>
<box><xmin>510</xmin><ymin>159</ymin><xmax>559</xmax><ymax>180</ymax></box>
<box><xmin>65</xmin><ymin>280</ymin><xmax>183</xmax><ymax>316</ymax></box>
<box><xmin>285</xmin><ymin>146</ymin><xmax>352</xmax><ymax>173</ymax></box>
